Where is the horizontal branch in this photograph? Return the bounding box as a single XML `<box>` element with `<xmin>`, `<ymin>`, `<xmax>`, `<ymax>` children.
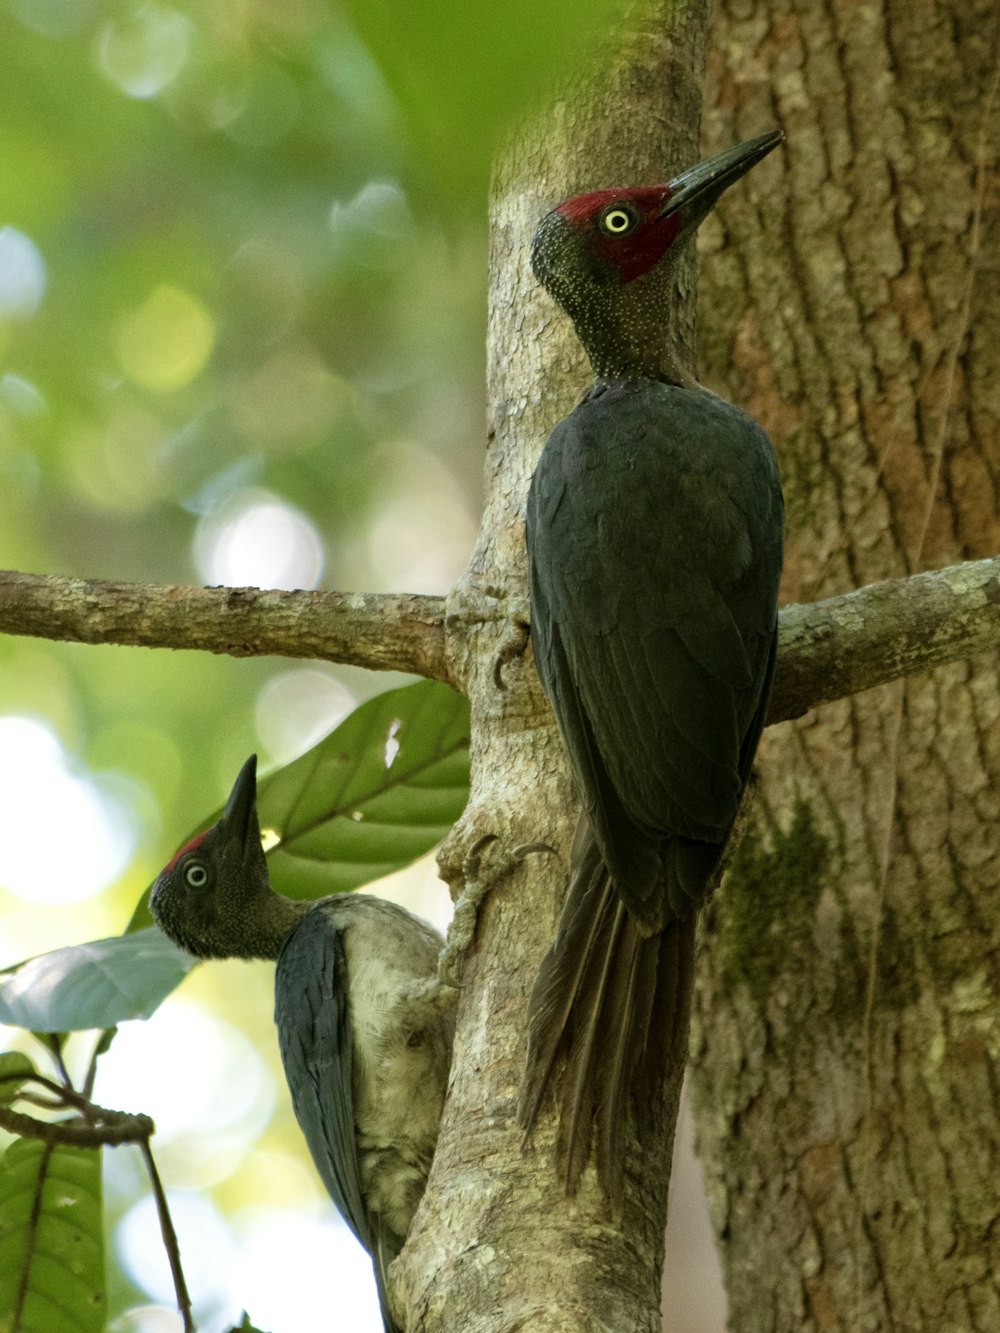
<box><xmin>0</xmin><ymin>1101</ymin><xmax>154</xmax><ymax>1147</ymax></box>
<box><xmin>0</xmin><ymin>570</ymin><xmax>449</xmax><ymax>683</ymax></box>
<box><xmin>1</xmin><ymin>557</ymin><xmax>998</xmax><ymax>717</ymax></box>
<box><xmin>768</xmin><ymin>554</ymin><xmax>1000</xmax><ymax>722</ymax></box>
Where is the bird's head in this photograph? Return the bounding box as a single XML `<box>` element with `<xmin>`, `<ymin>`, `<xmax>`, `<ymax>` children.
<box><xmin>151</xmin><ymin>754</ymin><xmax>283</xmax><ymax>960</ymax></box>
<box><xmin>531</xmin><ymin>131</ymin><xmax>784</xmax><ymax>381</ymax></box>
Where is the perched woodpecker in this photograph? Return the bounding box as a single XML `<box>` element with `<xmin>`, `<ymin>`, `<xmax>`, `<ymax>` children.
<box><xmin>150</xmin><ymin>755</ymin><xmax>454</xmax><ymax>1333</ymax></box>
<box><xmin>518</xmin><ymin>133</ymin><xmax>785</xmax><ymax>1196</ymax></box>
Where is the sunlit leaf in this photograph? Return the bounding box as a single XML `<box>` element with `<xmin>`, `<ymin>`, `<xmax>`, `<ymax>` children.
<box><xmin>0</xmin><ymin>1052</ymin><xmax>36</xmax><ymax>1105</ymax></box>
<box><xmin>0</xmin><ymin>1139</ymin><xmax>104</xmax><ymax>1333</ymax></box>
<box><xmin>260</xmin><ymin>678</ymin><xmax>470</xmax><ymax>900</ymax></box>
<box><xmin>0</xmin><ymin>930</ymin><xmax>196</xmax><ymax>1034</ymax></box>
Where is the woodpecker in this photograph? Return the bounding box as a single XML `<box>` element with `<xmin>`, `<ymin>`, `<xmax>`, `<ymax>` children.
<box><xmin>151</xmin><ymin>755</ymin><xmax>454</xmax><ymax>1333</ymax></box>
<box><xmin>517</xmin><ymin>133</ymin><xmax>785</xmax><ymax>1197</ymax></box>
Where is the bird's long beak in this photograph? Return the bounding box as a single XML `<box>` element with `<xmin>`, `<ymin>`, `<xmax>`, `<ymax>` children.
<box><xmin>221</xmin><ymin>753</ymin><xmax>260</xmax><ymax>864</ymax></box>
<box><xmin>660</xmin><ymin>131</ymin><xmax>784</xmax><ymax>222</ymax></box>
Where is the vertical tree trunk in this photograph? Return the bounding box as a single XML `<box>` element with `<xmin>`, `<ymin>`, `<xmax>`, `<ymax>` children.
<box><xmin>396</xmin><ymin>2</ymin><xmax>716</xmax><ymax>1328</ymax></box>
<box><xmin>692</xmin><ymin>1</ymin><xmax>1000</xmax><ymax>1328</ymax></box>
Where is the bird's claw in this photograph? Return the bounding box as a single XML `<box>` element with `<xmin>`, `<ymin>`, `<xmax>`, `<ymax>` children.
<box><xmin>493</xmin><ymin>601</ymin><xmax>531</xmax><ymax>690</ymax></box>
<box><xmin>437</xmin><ymin>836</ymin><xmax>555</xmax><ymax>990</ymax></box>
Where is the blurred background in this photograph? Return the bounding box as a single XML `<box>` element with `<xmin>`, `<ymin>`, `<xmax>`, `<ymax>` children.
<box><xmin>0</xmin><ymin>2</ymin><xmax>725</xmax><ymax>1329</ymax></box>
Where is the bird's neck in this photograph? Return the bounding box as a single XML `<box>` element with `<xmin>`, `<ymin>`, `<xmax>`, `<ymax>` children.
<box><xmin>571</xmin><ymin>263</ymin><xmax>695</xmax><ymax>387</ymax></box>
<box><xmin>239</xmin><ymin>891</ymin><xmax>311</xmax><ymax>961</ymax></box>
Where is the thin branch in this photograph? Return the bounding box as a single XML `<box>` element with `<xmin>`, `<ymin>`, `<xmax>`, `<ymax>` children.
<box><xmin>140</xmin><ymin>1137</ymin><xmax>196</xmax><ymax>1333</ymax></box>
<box><xmin>2</xmin><ymin>557</ymin><xmax>999</xmax><ymax>719</ymax></box>
<box><xmin>0</xmin><ymin>570</ymin><xmax>450</xmax><ymax>684</ymax></box>
<box><xmin>0</xmin><ymin>1101</ymin><xmax>154</xmax><ymax>1147</ymax></box>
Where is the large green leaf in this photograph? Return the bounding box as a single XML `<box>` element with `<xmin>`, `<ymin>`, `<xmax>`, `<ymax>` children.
<box><xmin>0</xmin><ymin>930</ymin><xmax>196</xmax><ymax>1034</ymax></box>
<box><xmin>259</xmin><ymin>679</ymin><xmax>470</xmax><ymax>900</ymax></box>
<box><xmin>0</xmin><ymin>1139</ymin><xmax>104</xmax><ymax>1333</ymax></box>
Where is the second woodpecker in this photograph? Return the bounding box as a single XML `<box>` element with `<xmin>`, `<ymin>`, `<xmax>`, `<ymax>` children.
<box><xmin>518</xmin><ymin>132</ymin><xmax>785</xmax><ymax>1195</ymax></box>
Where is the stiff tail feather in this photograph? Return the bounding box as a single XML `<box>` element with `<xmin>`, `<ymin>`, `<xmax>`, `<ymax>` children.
<box><xmin>518</xmin><ymin>820</ymin><xmax>696</xmax><ymax>1199</ymax></box>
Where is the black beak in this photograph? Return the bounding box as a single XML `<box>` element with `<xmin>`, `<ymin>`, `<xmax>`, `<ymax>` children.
<box><xmin>221</xmin><ymin>753</ymin><xmax>260</xmax><ymax>865</ymax></box>
<box><xmin>660</xmin><ymin>131</ymin><xmax>784</xmax><ymax>221</ymax></box>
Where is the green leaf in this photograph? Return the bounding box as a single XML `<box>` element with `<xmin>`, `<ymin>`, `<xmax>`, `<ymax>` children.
<box><xmin>0</xmin><ymin>1052</ymin><xmax>36</xmax><ymax>1106</ymax></box>
<box><xmin>0</xmin><ymin>930</ymin><xmax>197</xmax><ymax>1034</ymax></box>
<box><xmin>259</xmin><ymin>679</ymin><xmax>470</xmax><ymax>900</ymax></box>
<box><xmin>0</xmin><ymin>1138</ymin><xmax>104</xmax><ymax>1333</ymax></box>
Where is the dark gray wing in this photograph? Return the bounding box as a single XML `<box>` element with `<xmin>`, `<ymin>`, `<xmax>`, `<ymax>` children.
<box><xmin>275</xmin><ymin>908</ymin><xmax>401</xmax><ymax>1333</ymax></box>
<box><xmin>527</xmin><ymin>380</ymin><xmax>782</xmax><ymax>926</ymax></box>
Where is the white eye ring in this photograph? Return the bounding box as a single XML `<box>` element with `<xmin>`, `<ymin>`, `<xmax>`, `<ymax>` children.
<box><xmin>601</xmin><ymin>206</ymin><xmax>636</xmax><ymax>235</ymax></box>
<box><xmin>185</xmin><ymin>861</ymin><xmax>209</xmax><ymax>888</ymax></box>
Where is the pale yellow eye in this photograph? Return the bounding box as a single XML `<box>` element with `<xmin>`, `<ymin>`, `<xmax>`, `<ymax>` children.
<box><xmin>600</xmin><ymin>207</ymin><xmax>636</xmax><ymax>235</ymax></box>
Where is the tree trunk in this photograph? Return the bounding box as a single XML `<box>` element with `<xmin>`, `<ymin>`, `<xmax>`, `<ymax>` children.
<box><xmin>691</xmin><ymin>1</ymin><xmax>1000</xmax><ymax>1328</ymax></box>
<box><xmin>395</xmin><ymin>2</ymin><xmax>717</xmax><ymax>1328</ymax></box>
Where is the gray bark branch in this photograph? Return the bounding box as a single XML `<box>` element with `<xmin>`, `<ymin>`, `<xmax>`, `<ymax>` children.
<box><xmin>0</xmin><ymin>569</ymin><xmax>449</xmax><ymax>683</ymax></box>
<box><xmin>2</xmin><ymin>555</ymin><xmax>998</xmax><ymax>722</ymax></box>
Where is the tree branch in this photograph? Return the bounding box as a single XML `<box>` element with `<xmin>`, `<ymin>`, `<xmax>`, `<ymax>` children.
<box><xmin>769</xmin><ymin>554</ymin><xmax>1000</xmax><ymax>723</ymax></box>
<box><xmin>0</xmin><ymin>570</ymin><xmax>449</xmax><ymax>683</ymax></box>
<box><xmin>0</xmin><ymin>1101</ymin><xmax>154</xmax><ymax>1147</ymax></box>
<box><xmin>2</xmin><ymin>556</ymin><xmax>998</xmax><ymax>717</ymax></box>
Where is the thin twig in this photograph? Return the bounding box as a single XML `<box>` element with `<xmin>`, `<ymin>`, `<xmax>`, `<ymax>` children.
<box><xmin>0</xmin><ymin>1102</ymin><xmax>154</xmax><ymax>1146</ymax></box>
<box><xmin>82</xmin><ymin>1028</ymin><xmax>117</xmax><ymax>1103</ymax></box>
<box><xmin>140</xmin><ymin>1137</ymin><xmax>197</xmax><ymax>1333</ymax></box>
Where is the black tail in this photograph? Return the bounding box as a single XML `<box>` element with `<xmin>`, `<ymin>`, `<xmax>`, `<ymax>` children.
<box><xmin>518</xmin><ymin>821</ymin><xmax>696</xmax><ymax>1200</ymax></box>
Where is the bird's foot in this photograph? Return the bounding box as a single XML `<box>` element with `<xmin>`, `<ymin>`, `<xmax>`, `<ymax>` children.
<box><xmin>442</xmin><ymin>578</ymin><xmax>529</xmax><ymax>688</ymax></box>
<box><xmin>400</xmin><ymin>836</ymin><xmax>553</xmax><ymax>1026</ymax></box>
<box><xmin>493</xmin><ymin>598</ymin><xmax>531</xmax><ymax>689</ymax></box>
<box><xmin>437</xmin><ymin>834</ymin><xmax>553</xmax><ymax>990</ymax></box>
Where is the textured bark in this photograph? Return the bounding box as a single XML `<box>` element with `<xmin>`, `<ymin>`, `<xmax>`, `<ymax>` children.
<box><xmin>396</xmin><ymin>3</ymin><xmax>714</xmax><ymax>1329</ymax></box>
<box><xmin>691</xmin><ymin>1</ymin><xmax>1000</xmax><ymax>1329</ymax></box>
<box><xmin>0</xmin><ymin>571</ymin><xmax>449</xmax><ymax>681</ymax></box>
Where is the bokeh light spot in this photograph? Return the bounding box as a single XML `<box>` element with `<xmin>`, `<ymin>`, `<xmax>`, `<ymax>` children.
<box><xmin>108</xmin><ymin>1307</ymin><xmax>184</xmax><ymax>1333</ymax></box>
<box><xmin>228</xmin><ymin>348</ymin><xmax>349</xmax><ymax>447</ymax></box>
<box><xmin>117</xmin><ymin>1191</ymin><xmax>235</xmax><ymax>1322</ymax></box>
<box><xmin>0</xmin><ymin>717</ymin><xmax>136</xmax><ymax>904</ymax></box>
<box><xmin>194</xmin><ymin>488</ymin><xmax>325</xmax><ymax>590</ymax></box>
<box><xmin>365</xmin><ymin>444</ymin><xmax>477</xmax><ymax>593</ymax></box>
<box><xmin>97</xmin><ymin>995</ymin><xmax>274</xmax><ymax>1185</ymax></box>
<box><xmin>255</xmin><ymin>669</ymin><xmax>357</xmax><ymax>763</ymax></box>
<box><xmin>0</xmin><ymin>227</ymin><xmax>46</xmax><ymax>317</ymax></box>
<box><xmin>234</xmin><ymin>1211</ymin><xmax>383</xmax><ymax>1332</ymax></box>
<box><xmin>116</xmin><ymin>285</ymin><xmax>215</xmax><ymax>392</ymax></box>
<box><xmin>96</xmin><ymin>4</ymin><xmax>193</xmax><ymax>100</ymax></box>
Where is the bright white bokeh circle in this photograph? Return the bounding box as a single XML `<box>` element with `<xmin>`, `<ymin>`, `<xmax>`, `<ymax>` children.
<box><xmin>194</xmin><ymin>488</ymin><xmax>325</xmax><ymax>590</ymax></box>
<box><xmin>0</xmin><ymin>716</ymin><xmax>136</xmax><ymax>903</ymax></box>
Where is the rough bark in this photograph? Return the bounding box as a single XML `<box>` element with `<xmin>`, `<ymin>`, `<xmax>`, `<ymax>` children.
<box><xmin>396</xmin><ymin>3</ymin><xmax>714</xmax><ymax>1329</ymax></box>
<box><xmin>691</xmin><ymin>1</ymin><xmax>1000</xmax><ymax>1329</ymax></box>
<box><xmin>0</xmin><ymin>572</ymin><xmax>449</xmax><ymax>680</ymax></box>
